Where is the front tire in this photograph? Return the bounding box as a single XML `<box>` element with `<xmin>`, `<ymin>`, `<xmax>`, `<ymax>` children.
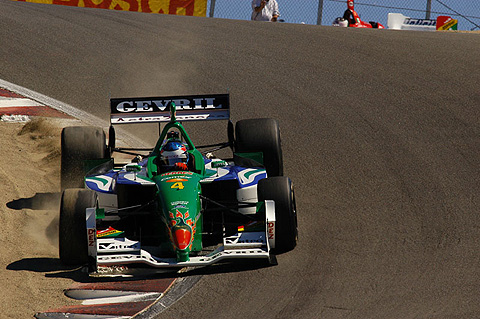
<box><xmin>258</xmin><ymin>176</ymin><xmax>298</xmax><ymax>254</ymax></box>
<box><xmin>59</xmin><ymin>188</ymin><xmax>97</xmax><ymax>265</ymax></box>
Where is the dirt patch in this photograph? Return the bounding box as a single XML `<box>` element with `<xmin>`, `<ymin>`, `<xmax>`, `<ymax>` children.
<box><xmin>18</xmin><ymin>118</ymin><xmax>61</xmax><ymax>166</ymax></box>
<box><xmin>0</xmin><ymin>118</ymin><xmax>82</xmax><ymax>318</ymax></box>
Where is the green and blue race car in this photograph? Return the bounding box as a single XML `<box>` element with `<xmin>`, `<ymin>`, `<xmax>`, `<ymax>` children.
<box><xmin>59</xmin><ymin>94</ymin><xmax>297</xmax><ymax>274</ymax></box>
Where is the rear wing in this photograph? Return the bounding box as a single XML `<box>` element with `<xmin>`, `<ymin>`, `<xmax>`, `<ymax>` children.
<box><xmin>110</xmin><ymin>94</ymin><xmax>230</xmax><ymax>124</ymax></box>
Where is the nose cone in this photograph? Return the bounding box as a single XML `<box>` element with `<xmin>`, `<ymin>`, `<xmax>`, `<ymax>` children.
<box><xmin>173</xmin><ymin>227</ymin><xmax>192</xmax><ymax>250</ymax></box>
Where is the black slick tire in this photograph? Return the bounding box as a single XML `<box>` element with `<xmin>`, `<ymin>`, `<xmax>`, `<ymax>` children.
<box><xmin>61</xmin><ymin>126</ymin><xmax>107</xmax><ymax>190</ymax></box>
<box><xmin>59</xmin><ymin>188</ymin><xmax>97</xmax><ymax>265</ymax></box>
<box><xmin>235</xmin><ymin>118</ymin><xmax>283</xmax><ymax>177</ymax></box>
<box><xmin>258</xmin><ymin>176</ymin><xmax>298</xmax><ymax>254</ymax></box>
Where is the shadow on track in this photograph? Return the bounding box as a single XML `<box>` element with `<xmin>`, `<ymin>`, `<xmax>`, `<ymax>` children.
<box><xmin>6</xmin><ymin>192</ymin><xmax>61</xmax><ymax>211</ymax></box>
<box><xmin>6</xmin><ymin>258</ymin><xmax>91</xmax><ymax>282</ymax></box>
<box><xmin>5</xmin><ymin>193</ymin><xmax>274</xmax><ymax>287</ymax></box>
<box><xmin>7</xmin><ymin>257</ymin><xmax>274</xmax><ymax>284</ymax></box>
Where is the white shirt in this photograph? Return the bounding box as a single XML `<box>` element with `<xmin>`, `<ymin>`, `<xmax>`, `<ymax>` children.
<box><xmin>251</xmin><ymin>0</ymin><xmax>280</xmax><ymax>21</ymax></box>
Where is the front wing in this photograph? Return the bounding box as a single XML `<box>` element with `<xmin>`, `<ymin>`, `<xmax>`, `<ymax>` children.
<box><xmin>86</xmin><ymin>201</ymin><xmax>276</xmax><ymax>270</ymax></box>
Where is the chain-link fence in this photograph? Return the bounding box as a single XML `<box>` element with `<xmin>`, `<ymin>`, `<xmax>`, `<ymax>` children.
<box><xmin>207</xmin><ymin>0</ymin><xmax>480</xmax><ymax>31</ymax></box>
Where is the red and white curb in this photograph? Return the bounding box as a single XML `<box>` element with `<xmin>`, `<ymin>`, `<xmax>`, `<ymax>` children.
<box><xmin>0</xmin><ymin>87</ymin><xmax>72</xmax><ymax>120</ymax></box>
<box><xmin>35</xmin><ymin>278</ymin><xmax>176</xmax><ymax>319</ymax></box>
<box><xmin>0</xmin><ymin>79</ymin><xmax>148</xmax><ymax>147</ymax></box>
<box><xmin>0</xmin><ymin>79</ymin><xmax>107</xmax><ymax>124</ymax></box>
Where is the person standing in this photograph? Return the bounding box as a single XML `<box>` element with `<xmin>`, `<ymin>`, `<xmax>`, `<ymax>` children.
<box><xmin>251</xmin><ymin>0</ymin><xmax>280</xmax><ymax>22</ymax></box>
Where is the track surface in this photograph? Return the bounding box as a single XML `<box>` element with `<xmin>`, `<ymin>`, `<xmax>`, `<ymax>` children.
<box><xmin>1</xmin><ymin>1</ymin><xmax>480</xmax><ymax>318</ymax></box>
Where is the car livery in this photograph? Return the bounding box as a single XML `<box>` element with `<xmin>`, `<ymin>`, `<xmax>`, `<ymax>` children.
<box><xmin>58</xmin><ymin>94</ymin><xmax>297</xmax><ymax>274</ymax></box>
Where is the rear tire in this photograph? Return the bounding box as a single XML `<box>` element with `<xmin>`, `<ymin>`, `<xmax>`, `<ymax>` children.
<box><xmin>61</xmin><ymin>126</ymin><xmax>107</xmax><ymax>190</ymax></box>
<box><xmin>258</xmin><ymin>176</ymin><xmax>298</xmax><ymax>254</ymax></box>
<box><xmin>235</xmin><ymin>118</ymin><xmax>283</xmax><ymax>177</ymax></box>
<box><xmin>59</xmin><ymin>188</ymin><xmax>97</xmax><ymax>265</ymax></box>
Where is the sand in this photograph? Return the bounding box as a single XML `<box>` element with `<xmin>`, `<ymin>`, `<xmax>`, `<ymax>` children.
<box><xmin>0</xmin><ymin>118</ymin><xmax>81</xmax><ymax>318</ymax></box>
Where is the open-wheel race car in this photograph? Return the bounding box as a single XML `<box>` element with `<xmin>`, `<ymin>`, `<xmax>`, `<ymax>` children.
<box><xmin>59</xmin><ymin>94</ymin><xmax>297</xmax><ymax>274</ymax></box>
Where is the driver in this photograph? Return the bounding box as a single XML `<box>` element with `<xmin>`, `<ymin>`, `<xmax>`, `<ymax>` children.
<box><xmin>158</xmin><ymin>132</ymin><xmax>189</xmax><ymax>172</ymax></box>
<box><xmin>343</xmin><ymin>0</ymin><xmax>360</xmax><ymax>26</ymax></box>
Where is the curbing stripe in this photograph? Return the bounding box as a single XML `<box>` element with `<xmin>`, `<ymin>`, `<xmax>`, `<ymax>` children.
<box><xmin>0</xmin><ymin>79</ymin><xmax>149</xmax><ymax>148</ymax></box>
<box><xmin>132</xmin><ymin>275</ymin><xmax>202</xmax><ymax>318</ymax></box>
<box><xmin>79</xmin><ymin>292</ymin><xmax>162</xmax><ymax>306</ymax></box>
<box><xmin>0</xmin><ymin>79</ymin><xmax>106</xmax><ymax>124</ymax></box>
<box><xmin>68</xmin><ymin>278</ymin><xmax>174</xmax><ymax>293</ymax></box>
<box><xmin>35</xmin><ymin>313</ymin><xmax>130</xmax><ymax>319</ymax></box>
<box><xmin>0</xmin><ymin>87</ymin><xmax>23</xmax><ymax>98</ymax></box>
<box><xmin>39</xmin><ymin>300</ymin><xmax>156</xmax><ymax>317</ymax></box>
<box><xmin>0</xmin><ymin>105</ymin><xmax>72</xmax><ymax>118</ymax></box>
<box><xmin>0</xmin><ymin>97</ymin><xmax>44</xmax><ymax>107</ymax></box>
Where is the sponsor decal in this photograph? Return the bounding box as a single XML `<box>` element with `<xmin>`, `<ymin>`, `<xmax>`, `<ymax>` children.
<box><xmin>97</xmin><ymin>237</ymin><xmax>141</xmax><ymax>251</ymax></box>
<box><xmin>161</xmin><ymin>176</ymin><xmax>191</xmax><ymax>182</ymax></box>
<box><xmin>224</xmin><ymin>233</ymin><xmax>266</xmax><ymax>245</ymax></box>
<box><xmin>112</xmin><ymin>113</ymin><xmax>229</xmax><ymax>123</ymax></box>
<box><xmin>166</xmin><ymin>178</ymin><xmax>188</xmax><ymax>182</ymax></box>
<box><xmin>238</xmin><ymin>221</ymin><xmax>264</xmax><ymax>232</ymax></box>
<box><xmin>110</xmin><ymin>94</ymin><xmax>230</xmax><ymax>124</ymax></box>
<box><xmin>168</xmin><ymin>209</ymin><xmax>195</xmax><ymax>249</ymax></box>
<box><xmin>14</xmin><ymin>0</ymin><xmax>207</xmax><ymax>16</ymax></box>
<box><xmin>161</xmin><ymin>171</ymin><xmax>193</xmax><ymax>177</ymax></box>
<box><xmin>268</xmin><ymin>221</ymin><xmax>275</xmax><ymax>240</ymax></box>
<box><xmin>111</xmin><ymin>95</ymin><xmax>229</xmax><ymax>114</ymax></box>
<box><xmin>387</xmin><ymin>13</ymin><xmax>451</xmax><ymax>31</ymax></box>
<box><xmin>404</xmin><ymin>18</ymin><xmax>436</xmax><ymax>26</ymax></box>
<box><xmin>126</xmin><ymin>164</ymin><xmax>142</xmax><ymax>172</ymax></box>
<box><xmin>171</xmin><ymin>200</ymin><xmax>189</xmax><ymax>206</ymax></box>
<box><xmin>97</xmin><ymin>226</ymin><xmax>125</xmax><ymax>238</ymax></box>
<box><xmin>211</xmin><ymin>160</ymin><xmax>227</xmax><ymax>168</ymax></box>
<box><xmin>98</xmin><ymin>248</ymin><xmax>267</xmax><ymax>265</ymax></box>
<box><xmin>200</xmin><ymin>249</ymin><xmax>266</xmax><ymax>262</ymax></box>
<box><xmin>173</xmin><ymin>227</ymin><xmax>192</xmax><ymax>250</ymax></box>
<box><xmin>88</xmin><ymin>228</ymin><xmax>96</xmax><ymax>247</ymax></box>
<box><xmin>437</xmin><ymin>16</ymin><xmax>458</xmax><ymax>30</ymax></box>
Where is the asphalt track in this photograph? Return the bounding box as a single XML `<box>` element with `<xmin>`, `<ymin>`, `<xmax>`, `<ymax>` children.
<box><xmin>1</xmin><ymin>1</ymin><xmax>480</xmax><ymax>318</ymax></box>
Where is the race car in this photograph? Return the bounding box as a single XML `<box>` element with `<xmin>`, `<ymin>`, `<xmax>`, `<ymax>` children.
<box><xmin>59</xmin><ymin>94</ymin><xmax>297</xmax><ymax>274</ymax></box>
